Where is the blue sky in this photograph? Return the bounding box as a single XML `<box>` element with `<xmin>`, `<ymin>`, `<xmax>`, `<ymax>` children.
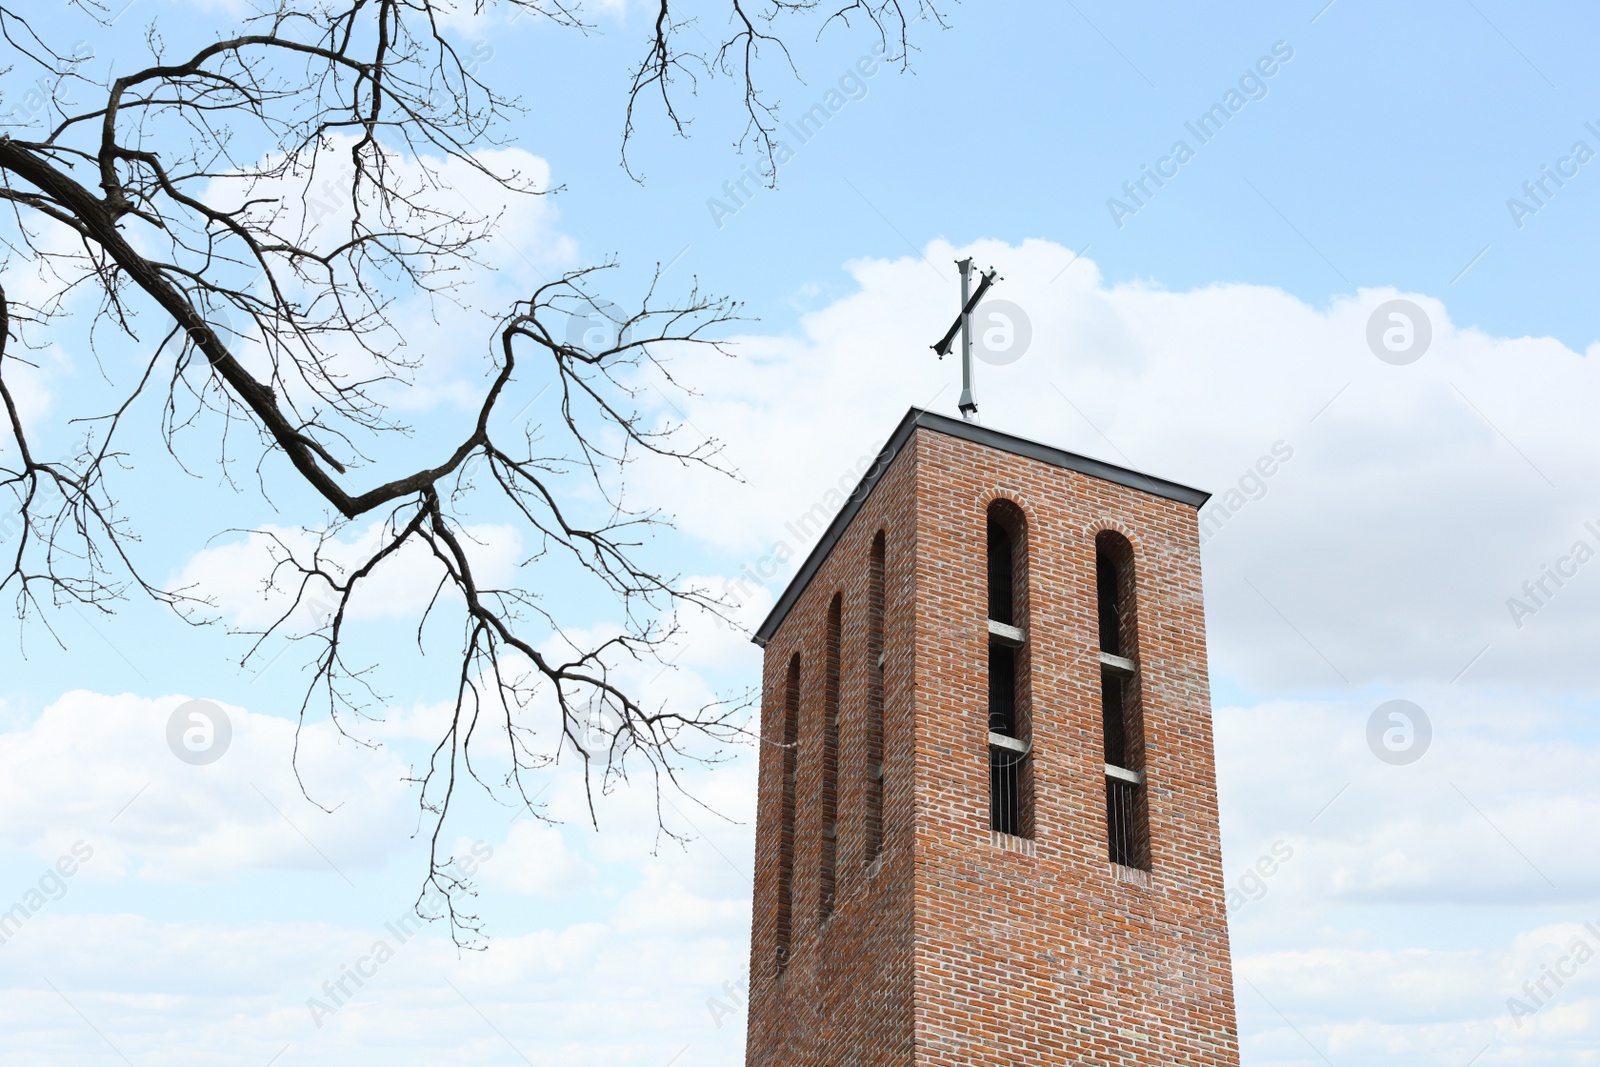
<box><xmin>3</xmin><ymin>0</ymin><xmax>1600</xmax><ymax>1064</ymax></box>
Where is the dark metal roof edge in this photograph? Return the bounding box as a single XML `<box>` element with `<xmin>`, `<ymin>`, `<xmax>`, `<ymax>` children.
<box><xmin>750</xmin><ymin>407</ymin><xmax>1210</xmax><ymax>646</ymax></box>
<box><xmin>915</xmin><ymin>409</ymin><xmax>1212</xmax><ymax>509</ymax></box>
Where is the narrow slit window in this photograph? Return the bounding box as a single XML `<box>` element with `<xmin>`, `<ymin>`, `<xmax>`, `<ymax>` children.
<box><xmin>986</xmin><ymin>502</ymin><xmax>1031</xmax><ymax>839</ymax></box>
<box><xmin>776</xmin><ymin>655</ymin><xmax>800</xmax><ymax>971</ymax></box>
<box><xmin>818</xmin><ymin>595</ymin><xmax>841</xmax><ymax>918</ymax></box>
<box><xmin>1097</xmin><ymin>551</ymin><xmax>1121</xmax><ymax>657</ymax></box>
<box><xmin>1097</xmin><ymin>532</ymin><xmax>1150</xmax><ymax>872</ymax></box>
<box><xmin>864</xmin><ymin>532</ymin><xmax>885</xmax><ymax>865</ymax></box>
<box><xmin>988</xmin><ymin>521</ymin><xmax>1014</xmax><ymax>625</ymax></box>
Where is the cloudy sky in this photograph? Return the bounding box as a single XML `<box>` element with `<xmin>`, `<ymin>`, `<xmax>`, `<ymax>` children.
<box><xmin>3</xmin><ymin>1</ymin><xmax>1600</xmax><ymax>1064</ymax></box>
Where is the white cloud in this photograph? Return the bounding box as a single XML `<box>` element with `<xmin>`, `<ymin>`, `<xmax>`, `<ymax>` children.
<box><xmin>0</xmin><ymin>906</ymin><xmax>745</xmax><ymax>1065</ymax></box>
<box><xmin>1214</xmin><ymin>686</ymin><xmax>1600</xmax><ymax>1063</ymax></box>
<box><xmin>656</xmin><ymin>574</ymin><xmax>769</xmax><ymax>674</ymax></box>
<box><xmin>186</xmin><ymin>131</ymin><xmax>576</xmax><ymax>433</ymax></box>
<box><xmin>1235</xmin><ymin>930</ymin><xmax>1600</xmax><ymax>1061</ymax></box>
<box><xmin>0</xmin><ymin>754</ymin><xmax>752</xmax><ymax>1066</ymax></box>
<box><xmin>0</xmin><ymin>689</ymin><xmax>416</xmax><ymax>880</ymax></box>
<box><xmin>612</xmin><ymin>868</ymin><xmax>747</xmax><ymax>938</ymax></box>
<box><xmin>636</xmin><ymin>238</ymin><xmax>1600</xmax><ymax>694</ymax></box>
<box><xmin>480</xmin><ymin>819</ymin><xmax>596</xmax><ymax>895</ymax></box>
<box><xmin>214</xmin><ymin>130</ymin><xmax>570</xmax><ymax>280</ymax></box>
<box><xmin>176</xmin><ymin>518</ymin><xmax>522</xmax><ymax>630</ymax></box>
<box><xmin>1215</xmin><ymin>689</ymin><xmax>1600</xmax><ymax>910</ymax></box>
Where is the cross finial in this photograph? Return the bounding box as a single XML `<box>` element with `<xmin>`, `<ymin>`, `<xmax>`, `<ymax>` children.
<box><xmin>931</xmin><ymin>258</ymin><xmax>1000</xmax><ymax>422</ymax></box>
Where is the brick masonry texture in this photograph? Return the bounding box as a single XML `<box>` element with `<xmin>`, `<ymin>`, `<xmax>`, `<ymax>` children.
<box><xmin>745</xmin><ymin>422</ymin><xmax>1239</xmax><ymax>1067</ymax></box>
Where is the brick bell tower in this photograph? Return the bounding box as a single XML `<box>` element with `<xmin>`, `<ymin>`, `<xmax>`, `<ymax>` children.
<box><xmin>744</xmin><ymin>408</ymin><xmax>1239</xmax><ymax>1066</ymax></box>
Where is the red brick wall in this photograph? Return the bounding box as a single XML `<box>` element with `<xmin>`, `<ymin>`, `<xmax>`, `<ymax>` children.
<box><xmin>746</xmin><ymin>425</ymin><xmax>1238</xmax><ymax>1066</ymax></box>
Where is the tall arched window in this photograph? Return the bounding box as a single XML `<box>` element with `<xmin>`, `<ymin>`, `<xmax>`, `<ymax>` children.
<box><xmin>864</xmin><ymin>531</ymin><xmax>886</xmax><ymax>865</ymax></box>
<box><xmin>1097</xmin><ymin>531</ymin><xmax>1150</xmax><ymax>871</ymax></box>
<box><xmin>776</xmin><ymin>655</ymin><xmax>800</xmax><ymax>970</ymax></box>
<box><xmin>986</xmin><ymin>501</ymin><xmax>1031</xmax><ymax>839</ymax></box>
<box><xmin>818</xmin><ymin>595</ymin><xmax>841</xmax><ymax>918</ymax></box>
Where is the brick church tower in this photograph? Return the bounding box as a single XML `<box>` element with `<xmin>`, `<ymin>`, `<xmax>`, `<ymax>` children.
<box><xmin>744</xmin><ymin>408</ymin><xmax>1239</xmax><ymax>1066</ymax></box>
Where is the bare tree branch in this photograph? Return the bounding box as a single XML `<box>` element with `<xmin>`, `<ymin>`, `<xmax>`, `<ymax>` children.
<box><xmin>0</xmin><ymin>0</ymin><xmax>939</xmax><ymax>946</ymax></box>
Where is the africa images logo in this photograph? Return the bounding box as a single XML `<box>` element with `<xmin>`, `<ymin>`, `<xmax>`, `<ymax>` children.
<box><xmin>972</xmin><ymin>300</ymin><xmax>1032</xmax><ymax>366</ymax></box>
<box><xmin>1366</xmin><ymin>699</ymin><xmax>1431</xmax><ymax>766</ymax></box>
<box><xmin>1366</xmin><ymin>299</ymin><xmax>1432</xmax><ymax>366</ymax></box>
<box><xmin>165</xmin><ymin>699</ymin><xmax>233</xmax><ymax>766</ymax></box>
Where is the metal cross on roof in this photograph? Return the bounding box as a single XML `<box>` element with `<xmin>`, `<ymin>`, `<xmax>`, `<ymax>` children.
<box><xmin>931</xmin><ymin>258</ymin><xmax>1000</xmax><ymax>421</ymax></box>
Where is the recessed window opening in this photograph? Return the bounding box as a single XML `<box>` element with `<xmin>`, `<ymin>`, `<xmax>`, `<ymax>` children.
<box><xmin>1097</xmin><ymin>552</ymin><xmax>1121</xmax><ymax>657</ymax></box>
<box><xmin>986</xmin><ymin>502</ymin><xmax>1031</xmax><ymax>839</ymax></box>
<box><xmin>864</xmin><ymin>532</ymin><xmax>886</xmax><ymax>865</ymax></box>
<box><xmin>776</xmin><ymin>655</ymin><xmax>800</xmax><ymax>970</ymax></box>
<box><xmin>1097</xmin><ymin>532</ymin><xmax>1150</xmax><ymax>872</ymax></box>
<box><xmin>988</xmin><ymin>522</ymin><xmax>1014</xmax><ymax>626</ymax></box>
<box><xmin>819</xmin><ymin>595</ymin><xmax>841</xmax><ymax>919</ymax></box>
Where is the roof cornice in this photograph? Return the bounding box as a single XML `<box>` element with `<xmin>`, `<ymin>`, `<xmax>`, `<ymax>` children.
<box><xmin>751</xmin><ymin>407</ymin><xmax>1209</xmax><ymax>646</ymax></box>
